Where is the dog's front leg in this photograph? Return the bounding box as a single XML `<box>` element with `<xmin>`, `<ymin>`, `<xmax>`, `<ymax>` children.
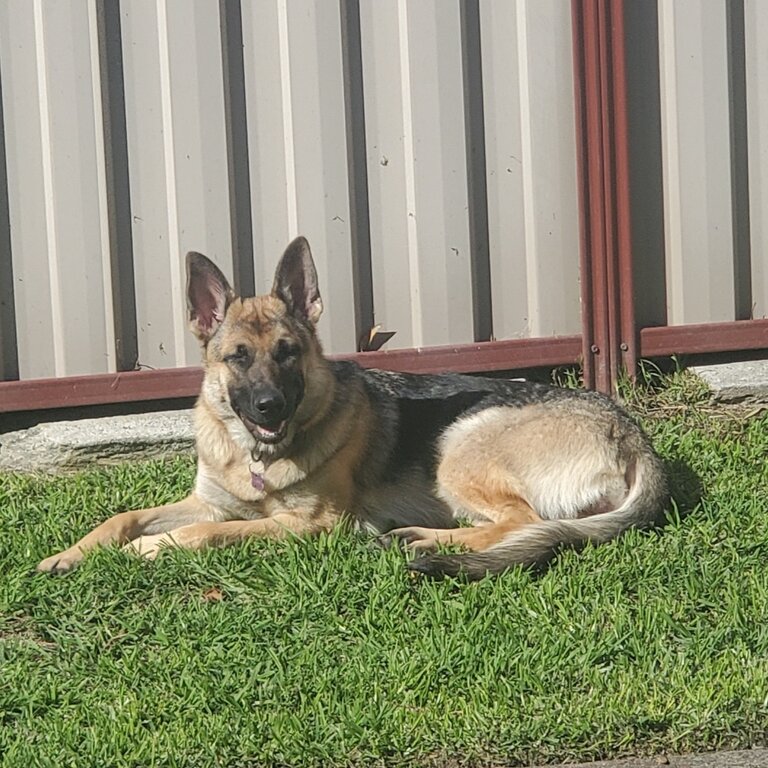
<box><xmin>125</xmin><ymin>513</ymin><xmax>326</xmax><ymax>560</ymax></box>
<box><xmin>36</xmin><ymin>495</ymin><xmax>215</xmax><ymax>574</ymax></box>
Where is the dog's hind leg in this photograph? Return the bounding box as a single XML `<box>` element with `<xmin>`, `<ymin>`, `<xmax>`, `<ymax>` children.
<box><xmin>385</xmin><ymin>481</ymin><xmax>542</xmax><ymax>553</ymax></box>
<box><xmin>36</xmin><ymin>495</ymin><xmax>215</xmax><ymax>574</ymax></box>
<box><xmin>386</xmin><ymin>405</ymin><xmax>583</xmax><ymax>554</ymax></box>
<box><xmin>385</xmin><ymin>418</ymin><xmax>545</xmax><ymax>553</ymax></box>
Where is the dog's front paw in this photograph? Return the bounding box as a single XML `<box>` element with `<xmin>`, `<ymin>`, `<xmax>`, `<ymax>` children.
<box><xmin>36</xmin><ymin>548</ymin><xmax>83</xmax><ymax>575</ymax></box>
<box><xmin>123</xmin><ymin>532</ymin><xmax>179</xmax><ymax>560</ymax></box>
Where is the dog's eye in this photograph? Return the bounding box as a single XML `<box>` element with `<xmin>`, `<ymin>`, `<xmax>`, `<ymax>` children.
<box><xmin>273</xmin><ymin>339</ymin><xmax>299</xmax><ymax>364</ymax></box>
<box><xmin>224</xmin><ymin>344</ymin><xmax>250</xmax><ymax>366</ymax></box>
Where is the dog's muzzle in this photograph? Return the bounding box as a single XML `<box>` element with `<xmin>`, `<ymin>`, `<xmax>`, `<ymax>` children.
<box><xmin>233</xmin><ymin>388</ymin><xmax>291</xmax><ymax>445</ymax></box>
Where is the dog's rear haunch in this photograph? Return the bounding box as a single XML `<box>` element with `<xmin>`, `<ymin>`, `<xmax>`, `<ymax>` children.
<box><xmin>37</xmin><ymin>237</ymin><xmax>668</xmax><ymax>580</ymax></box>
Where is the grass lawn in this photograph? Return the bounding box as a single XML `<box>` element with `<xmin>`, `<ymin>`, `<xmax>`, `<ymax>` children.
<box><xmin>1</xmin><ymin>370</ymin><xmax>767</xmax><ymax>767</ymax></box>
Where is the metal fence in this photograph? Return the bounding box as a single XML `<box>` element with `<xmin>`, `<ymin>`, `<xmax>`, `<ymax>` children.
<box><xmin>0</xmin><ymin>0</ymin><xmax>766</xmax><ymax>414</ymax></box>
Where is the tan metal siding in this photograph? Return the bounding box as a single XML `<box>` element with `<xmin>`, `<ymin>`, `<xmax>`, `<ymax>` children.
<box><xmin>1</xmin><ymin>0</ymin><xmax>112</xmax><ymax>379</ymax></box>
<box><xmin>658</xmin><ymin>0</ymin><xmax>736</xmax><ymax>324</ymax></box>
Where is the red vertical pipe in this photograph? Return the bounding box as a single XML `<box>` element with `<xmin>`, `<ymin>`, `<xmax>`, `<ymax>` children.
<box><xmin>597</xmin><ymin>0</ymin><xmax>620</xmax><ymax>390</ymax></box>
<box><xmin>570</xmin><ymin>0</ymin><xmax>595</xmax><ymax>390</ymax></box>
<box><xmin>571</xmin><ymin>0</ymin><xmax>636</xmax><ymax>394</ymax></box>
<box><xmin>572</xmin><ymin>0</ymin><xmax>613</xmax><ymax>393</ymax></box>
<box><xmin>609</xmin><ymin>0</ymin><xmax>638</xmax><ymax>376</ymax></box>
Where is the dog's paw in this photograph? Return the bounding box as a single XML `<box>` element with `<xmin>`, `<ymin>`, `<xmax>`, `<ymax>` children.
<box><xmin>36</xmin><ymin>548</ymin><xmax>83</xmax><ymax>575</ymax></box>
<box><xmin>123</xmin><ymin>533</ymin><xmax>179</xmax><ymax>560</ymax></box>
<box><xmin>379</xmin><ymin>526</ymin><xmax>440</xmax><ymax>552</ymax></box>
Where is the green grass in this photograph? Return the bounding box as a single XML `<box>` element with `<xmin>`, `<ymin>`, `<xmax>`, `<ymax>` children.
<box><xmin>1</xmin><ymin>371</ymin><xmax>767</xmax><ymax>767</ymax></box>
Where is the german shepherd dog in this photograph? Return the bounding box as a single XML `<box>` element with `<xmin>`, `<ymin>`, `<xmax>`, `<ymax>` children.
<box><xmin>38</xmin><ymin>237</ymin><xmax>668</xmax><ymax>579</ymax></box>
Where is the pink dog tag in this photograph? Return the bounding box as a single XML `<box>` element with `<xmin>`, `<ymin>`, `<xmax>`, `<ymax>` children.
<box><xmin>249</xmin><ymin>456</ymin><xmax>266</xmax><ymax>491</ymax></box>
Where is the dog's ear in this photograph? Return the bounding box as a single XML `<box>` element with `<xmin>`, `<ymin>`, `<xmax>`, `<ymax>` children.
<box><xmin>271</xmin><ymin>236</ymin><xmax>323</xmax><ymax>325</ymax></box>
<box><xmin>186</xmin><ymin>251</ymin><xmax>235</xmax><ymax>342</ymax></box>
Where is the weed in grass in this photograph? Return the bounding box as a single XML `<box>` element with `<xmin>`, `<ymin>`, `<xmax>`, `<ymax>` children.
<box><xmin>1</xmin><ymin>375</ymin><xmax>767</xmax><ymax>767</ymax></box>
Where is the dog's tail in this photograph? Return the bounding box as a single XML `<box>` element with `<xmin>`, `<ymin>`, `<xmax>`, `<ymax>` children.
<box><xmin>409</xmin><ymin>450</ymin><xmax>668</xmax><ymax>580</ymax></box>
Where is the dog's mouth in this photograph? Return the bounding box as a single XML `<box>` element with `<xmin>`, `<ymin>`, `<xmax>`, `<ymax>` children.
<box><xmin>236</xmin><ymin>409</ymin><xmax>289</xmax><ymax>445</ymax></box>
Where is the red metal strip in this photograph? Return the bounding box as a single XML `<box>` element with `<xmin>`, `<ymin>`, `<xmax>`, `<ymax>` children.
<box><xmin>0</xmin><ymin>367</ymin><xmax>205</xmax><ymax>413</ymax></box>
<box><xmin>570</xmin><ymin>0</ymin><xmax>595</xmax><ymax>391</ymax></box>
<box><xmin>0</xmin><ymin>336</ymin><xmax>583</xmax><ymax>413</ymax></box>
<box><xmin>597</xmin><ymin>0</ymin><xmax>621</xmax><ymax>391</ymax></box>
<box><xmin>572</xmin><ymin>0</ymin><xmax>615</xmax><ymax>394</ymax></box>
<box><xmin>344</xmin><ymin>336</ymin><xmax>582</xmax><ymax>374</ymax></box>
<box><xmin>571</xmin><ymin>0</ymin><xmax>636</xmax><ymax>394</ymax></box>
<box><xmin>640</xmin><ymin>319</ymin><xmax>768</xmax><ymax>356</ymax></box>
<box><xmin>583</xmin><ymin>0</ymin><xmax>612</xmax><ymax>393</ymax></box>
<box><xmin>588</xmin><ymin>0</ymin><xmax>614</xmax><ymax>394</ymax></box>
<box><xmin>608</xmin><ymin>0</ymin><xmax>638</xmax><ymax>375</ymax></box>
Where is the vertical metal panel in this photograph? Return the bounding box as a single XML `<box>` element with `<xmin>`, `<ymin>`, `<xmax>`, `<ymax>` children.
<box><xmin>0</xmin><ymin>48</ymin><xmax>19</xmax><ymax>381</ymax></box>
<box><xmin>572</xmin><ymin>0</ymin><xmax>638</xmax><ymax>394</ymax></box>
<box><xmin>340</xmin><ymin>0</ymin><xmax>375</xmax><ymax>349</ymax></box>
<box><xmin>459</xmin><ymin>0</ymin><xmax>492</xmax><ymax>343</ymax></box>
<box><xmin>122</xmin><ymin>0</ymin><xmax>232</xmax><ymax>370</ymax></box>
<box><xmin>0</xmin><ymin>0</ymin><xmax>112</xmax><ymax>379</ymax></box>
<box><xmin>400</xmin><ymin>0</ymin><xmax>473</xmax><ymax>347</ymax></box>
<box><xmin>745</xmin><ymin>0</ymin><xmax>768</xmax><ymax>319</ymax></box>
<box><xmin>239</xmin><ymin>1</ymin><xmax>290</xmax><ymax>294</ymax></box>
<box><xmin>361</xmin><ymin>0</ymin><xmax>474</xmax><ymax>349</ymax></box>
<box><xmin>726</xmin><ymin>0</ymin><xmax>752</xmax><ymax>322</ymax></box>
<box><xmin>573</xmin><ymin>0</ymin><xmax>613</xmax><ymax>392</ymax></box>
<box><xmin>516</xmin><ymin>0</ymin><xmax>581</xmax><ymax>338</ymax></box>
<box><xmin>608</xmin><ymin>0</ymin><xmax>638</xmax><ymax>376</ymax></box>
<box><xmin>624</xmin><ymin>0</ymin><xmax>666</xmax><ymax>330</ymax></box>
<box><xmin>476</xmin><ymin>1</ymin><xmax>528</xmax><ymax>342</ymax></box>
<box><xmin>357</xmin><ymin>0</ymin><xmax>416</xmax><ymax>346</ymax></box>
<box><xmin>220</xmin><ymin>0</ymin><xmax>255</xmax><ymax>299</ymax></box>
<box><xmin>658</xmin><ymin>0</ymin><xmax>735</xmax><ymax>324</ymax></box>
<box><xmin>95</xmin><ymin>0</ymin><xmax>139</xmax><ymax>372</ymax></box>
<box><xmin>353</xmin><ymin>0</ymin><xmax>579</xmax><ymax>350</ymax></box>
<box><xmin>120</xmin><ymin>1</ymin><xmax>180</xmax><ymax>370</ymax></box>
<box><xmin>0</xmin><ymin>3</ymin><xmax>54</xmax><ymax>380</ymax></box>
<box><xmin>277</xmin><ymin>0</ymin><xmax>356</xmax><ymax>353</ymax></box>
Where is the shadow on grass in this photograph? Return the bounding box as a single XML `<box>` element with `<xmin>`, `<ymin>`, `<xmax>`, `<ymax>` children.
<box><xmin>663</xmin><ymin>457</ymin><xmax>703</xmax><ymax>523</ymax></box>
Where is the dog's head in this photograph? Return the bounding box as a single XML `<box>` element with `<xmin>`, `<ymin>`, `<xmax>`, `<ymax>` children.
<box><xmin>186</xmin><ymin>237</ymin><xmax>327</xmax><ymax>455</ymax></box>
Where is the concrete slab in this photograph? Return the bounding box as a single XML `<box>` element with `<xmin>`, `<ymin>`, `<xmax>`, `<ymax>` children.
<box><xmin>532</xmin><ymin>748</ymin><xmax>768</xmax><ymax>768</ymax></box>
<box><xmin>691</xmin><ymin>360</ymin><xmax>768</xmax><ymax>405</ymax></box>
<box><xmin>0</xmin><ymin>410</ymin><xmax>195</xmax><ymax>474</ymax></box>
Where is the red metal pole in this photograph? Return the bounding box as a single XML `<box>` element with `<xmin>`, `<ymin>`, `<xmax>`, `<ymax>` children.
<box><xmin>572</xmin><ymin>0</ymin><xmax>614</xmax><ymax>393</ymax></box>
<box><xmin>571</xmin><ymin>0</ymin><xmax>595</xmax><ymax>389</ymax></box>
<box><xmin>570</xmin><ymin>0</ymin><xmax>595</xmax><ymax>390</ymax></box>
<box><xmin>608</xmin><ymin>0</ymin><xmax>638</xmax><ymax>377</ymax></box>
<box><xmin>597</xmin><ymin>0</ymin><xmax>621</xmax><ymax>390</ymax></box>
<box><xmin>571</xmin><ymin>0</ymin><xmax>636</xmax><ymax>394</ymax></box>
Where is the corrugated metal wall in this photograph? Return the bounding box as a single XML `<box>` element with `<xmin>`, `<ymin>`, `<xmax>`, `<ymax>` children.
<box><xmin>0</xmin><ymin>0</ymin><xmax>583</xmax><ymax>382</ymax></box>
<box><xmin>655</xmin><ymin>0</ymin><xmax>767</xmax><ymax>325</ymax></box>
<box><xmin>0</xmin><ymin>0</ymin><xmax>765</xmax><ymax>387</ymax></box>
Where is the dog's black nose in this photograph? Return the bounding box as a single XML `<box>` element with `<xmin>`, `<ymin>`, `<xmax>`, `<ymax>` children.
<box><xmin>254</xmin><ymin>391</ymin><xmax>285</xmax><ymax>420</ymax></box>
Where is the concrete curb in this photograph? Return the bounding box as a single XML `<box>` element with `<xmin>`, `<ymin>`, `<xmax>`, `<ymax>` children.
<box><xmin>690</xmin><ymin>360</ymin><xmax>768</xmax><ymax>405</ymax></box>
<box><xmin>531</xmin><ymin>748</ymin><xmax>768</xmax><ymax>768</ymax></box>
<box><xmin>0</xmin><ymin>410</ymin><xmax>195</xmax><ymax>474</ymax></box>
